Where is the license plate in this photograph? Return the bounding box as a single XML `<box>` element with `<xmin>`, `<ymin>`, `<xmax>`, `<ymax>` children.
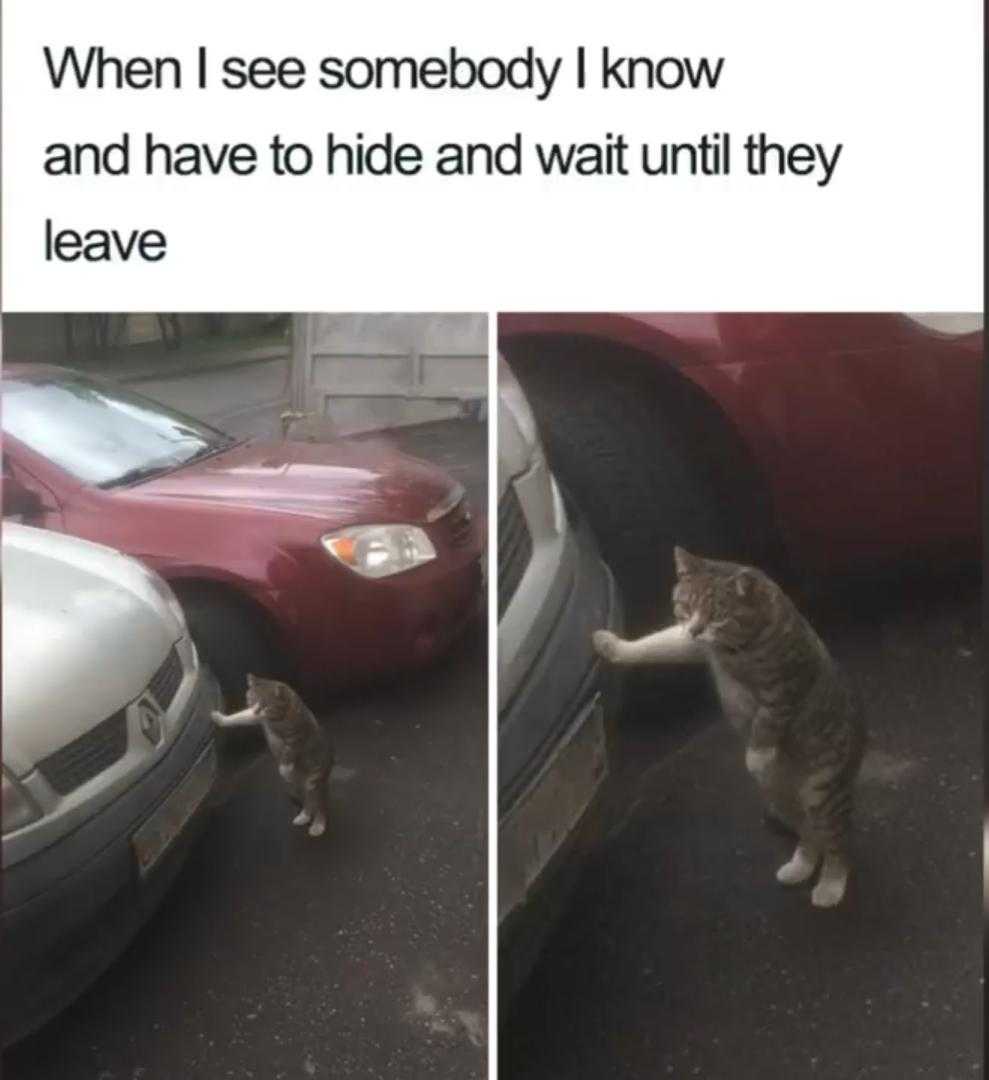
<box><xmin>132</xmin><ymin>744</ymin><xmax>216</xmax><ymax>878</ymax></box>
<box><xmin>499</xmin><ymin>696</ymin><xmax>608</xmax><ymax>921</ymax></box>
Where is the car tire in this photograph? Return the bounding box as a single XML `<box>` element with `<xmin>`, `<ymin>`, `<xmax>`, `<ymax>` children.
<box><xmin>506</xmin><ymin>344</ymin><xmax>736</xmax><ymax>633</ymax></box>
<box><xmin>179</xmin><ymin>591</ymin><xmax>275</xmax><ymax>709</ymax></box>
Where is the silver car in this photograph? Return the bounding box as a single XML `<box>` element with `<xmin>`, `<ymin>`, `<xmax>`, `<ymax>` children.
<box><xmin>497</xmin><ymin>358</ymin><xmax>624</xmax><ymax>1003</ymax></box>
<box><xmin>1</xmin><ymin>524</ymin><xmax>221</xmax><ymax>1045</ymax></box>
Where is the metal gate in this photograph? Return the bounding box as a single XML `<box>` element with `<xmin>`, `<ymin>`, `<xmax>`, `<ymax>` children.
<box><xmin>290</xmin><ymin>314</ymin><xmax>487</xmax><ymax>435</ymax></box>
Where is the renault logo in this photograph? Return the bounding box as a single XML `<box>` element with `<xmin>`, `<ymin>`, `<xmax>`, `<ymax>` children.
<box><xmin>138</xmin><ymin>699</ymin><xmax>163</xmax><ymax>746</ymax></box>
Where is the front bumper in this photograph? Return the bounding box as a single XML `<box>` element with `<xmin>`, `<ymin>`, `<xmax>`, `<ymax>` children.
<box><xmin>277</xmin><ymin>547</ymin><xmax>484</xmax><ymax>688</ymax></box>
<box><xmin>0</xmin><ymin>670</ymin><xmax>221</xmax><ymax>1046</ymax></box>
<box><xmin>498</xmin><ymin>511</ymin><xmax>623</xmax><ymax>1003</ymax></box>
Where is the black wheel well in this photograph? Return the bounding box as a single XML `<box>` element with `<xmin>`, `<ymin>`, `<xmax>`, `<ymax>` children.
<box><xmin>169</xmin><ymin>577</ymin><xmax>287</xmax><ymax>669</ymax></box>
<box><xmin>501</xmin><ymin>332</ymin><xmax>782</xmax><ymax>571</ymax></box>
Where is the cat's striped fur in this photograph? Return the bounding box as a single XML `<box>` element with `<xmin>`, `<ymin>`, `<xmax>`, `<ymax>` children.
<box><xmin>212</xmin><ymin>674</ymin><xmax>334</xmax><ymax>838</ymax></box>
<box><xmin>593</xmin><ymin>546</ymin><xmax>866</xmax><ymax>907</ymax></box>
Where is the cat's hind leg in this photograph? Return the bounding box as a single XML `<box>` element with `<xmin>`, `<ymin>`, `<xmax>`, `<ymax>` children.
<box><xmin>747</xmin><ymin>748</ymin><xmax>804</xmax><ymax>839</ymax></box>
<box><xmin>278</xmin><ymin>764</ymin><xmax>310</xmax><ymax>826</ymax></box>
<box><xmin>799</xmin><ymin>770</ymin><xmax>855</xmax><ymax>908</ymax></box>
<box><xmin>776</xmin><ymin>842</ymin><xmax>821</xmax><ymax>885</ymax></box>
<box><xmin>812</xmin><ymin>852</ymin><xmax>851</xmax><ymax>909</ymax></box>
<box><xmin>763</xmin><ymin>782</ymin><xmax>805</xmax><ymax>839</ymax></box>
<box><xmin>773</xmin><ymin>782</ymin><xmax>820</xmax><ymax>884</ymax></box>
<box><xmin>303</xmin><ymin>773</ymin><xmax>330</xmax><ymax>838</ymax></box>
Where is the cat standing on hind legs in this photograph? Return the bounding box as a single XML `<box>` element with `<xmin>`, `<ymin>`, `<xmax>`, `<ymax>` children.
<box><xmin>593</xmin><ymin>546</ymin><xmax>866</xmax><ymax>908</ymax></box>
<box><xmin>211</xmin><ymin>674</ymin><xmax>334</xmax><ymax>838</ymax></box>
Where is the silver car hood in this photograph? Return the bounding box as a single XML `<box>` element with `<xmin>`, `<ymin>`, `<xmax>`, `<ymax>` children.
<box><xmin>2</xmin><ymin>525</ymin><xmax>181</xmax><ymax>776</ymax></box>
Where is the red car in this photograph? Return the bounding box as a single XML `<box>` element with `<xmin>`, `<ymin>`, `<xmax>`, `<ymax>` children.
<box><xmin>499</xmin><ymin>313</ymin><xmax>982</xmax><ymax>629</ymax></box>
<box><xmin>2</xmin><ymin>365</ymin><xmax>483</xmax><ymax>701</ymax></box>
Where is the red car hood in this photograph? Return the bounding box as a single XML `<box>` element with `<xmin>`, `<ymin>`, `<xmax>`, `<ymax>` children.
<box><xmin>121</xmin><ymin>438</ymin><xmax>458</xmax><ymax>527</ymax></box>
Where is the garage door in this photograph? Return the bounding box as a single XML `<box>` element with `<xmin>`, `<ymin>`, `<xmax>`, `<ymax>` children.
<box><xmin>291</xmin><ymin>314</ymin><xmax>487</xmax><ymax>435</ymax></box>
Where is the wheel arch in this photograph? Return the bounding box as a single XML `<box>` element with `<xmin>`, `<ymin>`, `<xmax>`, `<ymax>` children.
<box><xmin>166</xmin><ymin>574</ymin><xmax>288</xmax><ymax>668</ymax></box>
<box><xmin>500</xmin><ymin>330</ymin><xmax>782</xmax><ymax>570</ymax></box>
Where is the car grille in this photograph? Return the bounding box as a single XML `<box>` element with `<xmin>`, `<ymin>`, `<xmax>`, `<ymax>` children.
<box><xmin>36</xmin><ymin>647</ymin><xmax>185</xmax><ymax>796</ymax></box>
<box><xmin>37</xmin><ymin>709</ymin><xmax>128</xmax><ymax>796</ymax></box>
<box><xmin>148</xmin><ymin>646</ymin><xmax>183</xmax><ymax>710</ymax></box>
<box><xmin>439</xmin><ymin>496</ymin><xmax>475</xmax><ymax>549</ymax></box>
<box><xmin>498</xmin><ymin>485</ymin><xmax>532</xmax><ymax>616</ymax></box>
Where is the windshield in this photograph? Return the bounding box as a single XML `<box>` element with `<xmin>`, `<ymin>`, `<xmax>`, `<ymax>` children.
<box><xmin>2</xmin><ymin>372</ymin><xmax>235</xmax><ymax>487</ymax></box>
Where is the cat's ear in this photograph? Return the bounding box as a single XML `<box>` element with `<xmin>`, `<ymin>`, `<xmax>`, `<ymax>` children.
<box><xmin>734</xmin><ymin>569</ymin><xmax>757</xmax><ymax>598</ymax></box>
<box><xmin>674</xmin><ymin>546</ymin><xmax>702</xmax><ymax>578</ymax></box>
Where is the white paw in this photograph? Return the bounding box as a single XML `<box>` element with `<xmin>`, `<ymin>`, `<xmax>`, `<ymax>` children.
<box><xmin>307</xmin><ymin>819</ymin><xmax>326</xmax><ymax>838</ymax></box>
<box><xmin>811</xmin><ymin>878</ymin><xmax>847</xmax><ymax>908</ymax></box>
<box><xmin>292</xmin><ymin>810</ymin><xmax>311</xmax><ymax>826</ymax></box>
<box><xmin>592</xmin><ymin>630</ymin><xmax>622</xmax><ymax>663</ymax></box>
<box><xmin>745</xmin><ymin>746</ymin><xmax>777</xmax><ymax>777</ymax></box>
<box><xmin>776</xmin><ymin>850</ymin><xmax>818</xmax><ymax>885</ymax></box>
<box><xmin>210</xmin><ymin>710</ymin><xmax>225</xmax><ymax>724</ymax></box>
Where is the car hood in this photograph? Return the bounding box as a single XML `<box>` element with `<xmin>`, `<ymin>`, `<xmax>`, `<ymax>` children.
<box><xmin>122</xmin><ymin>439</ymin><xmax>458</xmax><ymax>526</ymax></box>
<box><xmin>2</xmin><ymin>525</ymin><xmax>178</xmax><ymax>776</ymax></box>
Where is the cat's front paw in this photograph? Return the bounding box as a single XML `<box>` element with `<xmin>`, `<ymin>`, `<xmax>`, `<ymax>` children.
<box><xmin>307</xmin><ymin>819</ymin><xmax>327</xmax><ymax>838</ymax></box>
<box><xmin>210</xmin><ymin>710</ymin><xmax>225</xmax><ymax>725</ymax></box>
<box><xmin>592</xmin><ymin>629</ymin><xmax>623</xmax><ymax>663</ymax></box>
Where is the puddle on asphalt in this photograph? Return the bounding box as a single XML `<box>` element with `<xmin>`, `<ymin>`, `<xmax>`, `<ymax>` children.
<box><xmin>408</xmin><ymin>982</ymin><xmax>486</xmax><ymax>1047</ymax></box>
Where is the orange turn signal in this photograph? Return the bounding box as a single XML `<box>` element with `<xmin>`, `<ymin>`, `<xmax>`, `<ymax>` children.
<box><xmin>327</xmin><ymin>536</ymin><xmax>357</xmax><ymax>564</ymax></box>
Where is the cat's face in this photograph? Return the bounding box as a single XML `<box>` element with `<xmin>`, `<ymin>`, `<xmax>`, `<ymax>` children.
<box><xmin>246</xmin><ymin>673</ymin><xmax>285</xmax><ymax>716</ymax></box>
<box><xmin>671</xmin><ymin>546</ymin><xmax>770</xmax><ymax>648</ymax></box>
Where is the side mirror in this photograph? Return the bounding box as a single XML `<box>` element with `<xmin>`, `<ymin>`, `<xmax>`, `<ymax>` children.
<box><xmin>2</xmin><ymin>475</ymin><xmax>45</xmax><ymax>520</ymax></box>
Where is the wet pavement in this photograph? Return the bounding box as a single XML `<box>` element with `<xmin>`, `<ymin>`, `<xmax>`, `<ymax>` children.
<box><xmin>501</xmin><ymin>569</ymin><xmax>982</xmax><ymax>1079</ymax></box>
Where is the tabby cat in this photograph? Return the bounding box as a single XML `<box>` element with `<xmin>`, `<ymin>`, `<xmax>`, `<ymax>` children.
<box><xmin>212</xmin><ymin>675</ymin><xmax>334</xmax><ymax>838</ymax></box>
<box><xmin>593</xmin><ymin>547</ymin><xmax>866</xmax><ymax>908</ymax></box>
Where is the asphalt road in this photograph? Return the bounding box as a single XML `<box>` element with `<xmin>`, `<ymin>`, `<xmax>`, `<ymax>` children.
<box><xmin>501</xmin><ymin>568</ymin><xmax>982</xmax><ymax>1080</ymax></box>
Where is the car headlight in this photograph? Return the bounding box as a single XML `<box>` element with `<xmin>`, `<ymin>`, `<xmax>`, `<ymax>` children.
<box><xmin>2</xmin><ymin>769</ymin><xmax>41</xmax><ymax>835</ymax></box>
<box><xmin>321</xmin><ymin>525</ymin><xmax>437</xmax><ymax>579</ymax></box>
